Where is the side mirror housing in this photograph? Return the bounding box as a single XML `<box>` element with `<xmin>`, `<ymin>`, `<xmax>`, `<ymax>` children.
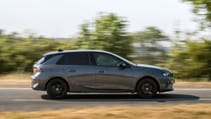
<box><xmin>117</xmin><ymin>62</ymin><xmax>128</xmax><ymax>69</ymax></box>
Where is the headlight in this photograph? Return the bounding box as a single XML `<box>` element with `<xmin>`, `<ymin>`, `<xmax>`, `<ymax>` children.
<box><xmin>163</xmin><ymin>72</ymin><xmax>170</xmax><ymax>77</ymax></box>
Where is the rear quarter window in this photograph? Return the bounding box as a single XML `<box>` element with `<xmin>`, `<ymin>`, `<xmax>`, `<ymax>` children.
<box><xmin>43</xmin><ymin>55</ymin><xmax>63</xmax><ymax>64</ymax></box>
<box><xmin>35</xmin><ymin>57</ymin><xmax>45</xmax><ymax>65</ymax></box>
<box><xmin>35</xmin><ymin>54</ymin><xmax>62</xmax><ymax>65</ymax></box>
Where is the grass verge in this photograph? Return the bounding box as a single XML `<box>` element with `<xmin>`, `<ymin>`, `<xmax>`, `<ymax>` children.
<box><xmin>0</xmin><ymin>72</ymin><xmax>31</xmax><ymax>88</ymax></box>
<box><xmin>0</xmin><ymin>104</ymin><xmax>211</xmax><ymax>119</ymax></box>
<box><xmin>175</xmin><ymin>80</ymin><xmax>211</xmax><ymax>88</ymax></box>
<box><xmin>0</xmin><ymin>72</ymin><xmax>31</xmax><ymax>80</ymax></box>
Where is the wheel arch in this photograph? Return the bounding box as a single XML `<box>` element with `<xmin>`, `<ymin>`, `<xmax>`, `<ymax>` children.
<box><xmin>135</xmin><ymin>76</ymin><xmax>160</xmax><ymax>92</ymax></box>
<box><xmin>45</xmin><ymin>77</ymin><xmax>69</xmax><ymax>91</ymax></box>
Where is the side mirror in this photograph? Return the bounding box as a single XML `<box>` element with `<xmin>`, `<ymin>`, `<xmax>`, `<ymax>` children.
<box><xmin>117</xmin><ymin>62</ymin><xmax>128</xmax><ymax>69</ymax></box>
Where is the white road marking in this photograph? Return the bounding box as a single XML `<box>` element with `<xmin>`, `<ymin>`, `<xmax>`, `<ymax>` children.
<box><xmin>199</xmin><ymin>98</ymin><xmax>211</xmax><ymax>101</ymax></box>
<box><xmin>175</xmin><ymin>88</ymin><xmax>211</xmax><ymax>91</ymax></box>
<box><xmin>0</xmin><ymin>88</ymin><xmax>31</xmax><ymax>90</ymax></box>
<box><xmin>13</xmin><ymin>99</ymin><xmax>44</xmax><ymax>102</ymax></box>
<box><xmin>11</xmin><ymin>98</ymin><xmax>211</xmax><ymax>102</ymax></box>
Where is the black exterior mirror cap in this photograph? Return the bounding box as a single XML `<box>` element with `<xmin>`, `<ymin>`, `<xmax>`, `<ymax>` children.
<box><xmin>117</xmin><ymin>62</ymin><xmax>128</xmax><ymax>68</ymax></box>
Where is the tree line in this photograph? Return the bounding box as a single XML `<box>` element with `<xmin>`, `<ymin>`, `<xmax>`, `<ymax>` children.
<box><xmin>0</xmin><ymin>12</ymin><xmax>210</xmax><ymax>81</ymax></box>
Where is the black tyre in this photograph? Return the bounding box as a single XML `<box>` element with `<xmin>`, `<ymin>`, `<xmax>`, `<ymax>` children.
<box><xmin>136</xmin><ymin>78</ymin><xmax>158</xmax><ymax>98</ymax></box>
<box><xmin>46</xmin><ymin>79</ymin><xmax>68</xmax><ymax>99</ymax></box>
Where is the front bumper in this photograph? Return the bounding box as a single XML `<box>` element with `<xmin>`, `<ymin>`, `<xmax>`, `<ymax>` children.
<box><xmin>159</xmin><ymin>77</ymin><xmax>175</xmax><ymax>92</ymax></box>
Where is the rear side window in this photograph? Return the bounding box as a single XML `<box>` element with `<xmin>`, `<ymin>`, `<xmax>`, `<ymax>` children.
<box><xmin>57</xmin><ymin>53</ymin><xmax>91</xmax><ymax>65</ymax></box>
<box><xmin>35</xmin><ymin>55</ymin><xmax>60</xmax><ymax>65</ymax></box>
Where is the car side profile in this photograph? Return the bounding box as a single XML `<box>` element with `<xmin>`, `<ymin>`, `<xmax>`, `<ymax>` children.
<box><xmin>32</xmin><ymin>50</ymin><xmax>174</xmax><ymax>99</ymax></box>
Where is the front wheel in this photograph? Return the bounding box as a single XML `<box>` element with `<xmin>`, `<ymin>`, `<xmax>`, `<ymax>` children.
<box><xmin>46</xmin><ymin>79</ymin><xmax>68</xmax><ymax>99</ymax></box>
<box><xmin>136</xmin><ymin>78</ymin><xmax>158</xmax><ymax>98</ymax></box>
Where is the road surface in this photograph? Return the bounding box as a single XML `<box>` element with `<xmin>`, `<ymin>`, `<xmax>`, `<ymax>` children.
<box><xmin>0</xmin><ymin>88</ymin><xmax>211</xmax><ymax>111</ymax></box>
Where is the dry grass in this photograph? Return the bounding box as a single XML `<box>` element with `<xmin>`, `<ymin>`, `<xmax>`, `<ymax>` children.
<box><xmin>0</xmin><ymin>72</ymin><xmax>31</xmax><ymax>88</ymax></box>
<box><xmin>0</xmin><ymin>72</ymin><xmax>31</xmax><ymax>80</ymax></box>
<box><xmin>0</xmin><ymin>104</ymin><xmax>211</xmax><ymax>119</ymax></box>
<box><xmin>0</xmin><ymin>80</ymin><xmax>31</xmax><ymax>88</ymax></box>
<box><xmin>175</xmin><ymin>80</ymin><xmax>211</xmax><ymax>88</ymax></box>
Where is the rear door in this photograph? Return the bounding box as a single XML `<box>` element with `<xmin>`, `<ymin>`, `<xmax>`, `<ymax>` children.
<box><xmin>56</xmin><ymin>52</ymin><xmax>96</xmax><ymax>91</ymax></box>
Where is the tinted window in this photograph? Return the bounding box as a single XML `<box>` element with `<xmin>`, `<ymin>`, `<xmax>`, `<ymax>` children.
<box><xmin>57</xmin><ymin>53</ymin><xmax>91</xmax><ymax>65</ymax></box>
<box><xmin>35</xmin><ymin>57</ymin><xmax>45</xmax><ymax>65</ymax></box>
<box><xmin>44</xmin><ymin>55</ymin><xmax>63</xmax><ymax>64</ymax></box>
<box><xmin>94</xmin><ymin>53</ymin><xmax>121</xmax><ymax>66</ymax></box>
<box><xmin>35</xmin><ymin>55</ymin><xmax>55</xmax><ymax>65</ymax></box>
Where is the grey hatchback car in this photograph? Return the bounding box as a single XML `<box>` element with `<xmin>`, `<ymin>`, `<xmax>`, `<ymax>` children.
<box><xmin>32</xmin><ymin>50</ymin><xmax>174</xmax><ymax>99</ymax></box>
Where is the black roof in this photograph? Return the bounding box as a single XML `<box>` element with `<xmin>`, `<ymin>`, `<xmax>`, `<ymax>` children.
<box><xmin>44</xmin><ymin>50</ymin><xmax>112</xmax><ymax>56</ymax></box>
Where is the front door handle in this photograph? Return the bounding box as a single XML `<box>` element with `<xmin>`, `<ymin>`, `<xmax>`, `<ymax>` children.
<box><xmin>68</xmin><ymin>69</ymin><xmax>76</xmax><ymax>72</ymax></box>
<box><xmin>98</xmin><ymin>70</ymin><xmax>104</xmax><ymax>73</ymax></box>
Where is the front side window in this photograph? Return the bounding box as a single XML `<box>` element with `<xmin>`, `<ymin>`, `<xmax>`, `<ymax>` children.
<box><xmin>57</xmin><ymin>53</ymin><xmax>91</xmax><ymax>65</ymax></box>
<box><xmin>94</xmin><ymin>53</ymin><xmax>121</xmax><ymax>66</ymax></box>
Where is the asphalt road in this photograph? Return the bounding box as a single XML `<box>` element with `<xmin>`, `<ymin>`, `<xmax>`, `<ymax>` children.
<box><xmin>0</xmin><ymin>88</ymin><xmax>211</xmax><ymax>111</ymax></box>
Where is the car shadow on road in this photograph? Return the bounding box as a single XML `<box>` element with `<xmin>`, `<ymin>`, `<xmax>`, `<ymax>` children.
<box><xmin>41</xmin><ymin>93</ymin><xmax>200</xmax><ymax>102</ymax></box>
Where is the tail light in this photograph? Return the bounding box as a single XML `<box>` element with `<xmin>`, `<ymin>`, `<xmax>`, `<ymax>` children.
<box><xmin>33</xmin><ymin>67</ymin><xmax>41</xmax><ymax>73</ymax></box>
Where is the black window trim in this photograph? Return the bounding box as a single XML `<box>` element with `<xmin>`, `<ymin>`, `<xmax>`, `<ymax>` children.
<box><xmin>87</xmin><ymin>53</ymin><xmax>94</xmax><ymax>65</ymax></box>
<box><xmin>88</xmin><ymin>53</ymin><xmax>96</xmax><ymax>65</ymax></box>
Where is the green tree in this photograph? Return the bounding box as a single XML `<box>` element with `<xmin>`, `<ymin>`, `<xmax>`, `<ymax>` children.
<box><xmin>183</xmin><ymin>0</ymin><xmax>211</xmax><ymax>27</ymax></box>
<box><xmin>0</xmin><ymin>31</ymin><xmax>76</xmax><ymax>73</ymax></box>
<box><xmin>75</xmin><ymin>23</ymin><xmax>92</xmax><ymax>49</ymax></box>
<box><xmin>76</xmin><ymin>13</ymin><xmax>133</xmax><ymax>58</ymax></box>
<box><xmin>132</xmin><ymin>27</ymin><xmax>167</xmax><ymax>44</ymax></box>
<box><xmin>168</xmin><ymin>40</ymin><xmax>211</xmax><ymax>80</ymax></box>
<box><xmin>131</xmin><ymin>27</ymin><xmax>169</xmax><ymax>64</ymax></box>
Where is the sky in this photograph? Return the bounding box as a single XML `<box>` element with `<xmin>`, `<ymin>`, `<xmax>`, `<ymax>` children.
<box><xmin>0</xmin><ymin>0</ymin><xmax>199</xmax><ymax>38</ymax></box>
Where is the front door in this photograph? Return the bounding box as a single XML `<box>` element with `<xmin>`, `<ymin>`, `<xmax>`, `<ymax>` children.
<box><xmin>92</xmin><ymin>53</ymin><xmax>136</xmax><ymax>91</ymax></box>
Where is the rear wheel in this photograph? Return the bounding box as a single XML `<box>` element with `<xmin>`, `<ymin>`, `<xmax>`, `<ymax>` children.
<box><xmin>136</xmin><ymin>78</ymin><xmax>158</xmax><ymax>98</ymax></box>
<box><xmin>46</xmin><ymin>79</ymin><xmax>68</xmax><ymax>99</ymax></box>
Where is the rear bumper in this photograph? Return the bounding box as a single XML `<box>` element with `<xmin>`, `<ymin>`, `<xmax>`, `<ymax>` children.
<box><xmin>31</xmin><ymin>73</ymin><xmax>47</xmax><ymax>91</ymax></box>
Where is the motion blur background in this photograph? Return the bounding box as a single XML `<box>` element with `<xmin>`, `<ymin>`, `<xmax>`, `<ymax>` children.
<box><xmin>0</xmin><ymin>0</ymin><xmax>210</xmax><ymax>81</ymax></box>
